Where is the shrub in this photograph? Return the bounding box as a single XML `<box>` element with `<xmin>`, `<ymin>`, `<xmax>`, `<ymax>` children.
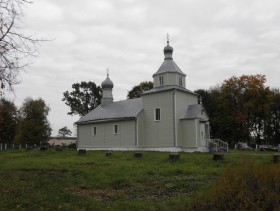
<box><xmin>189</xmin><ymin>160</ymin><xmax>280</xmax><ymax>210</ymax></box>
<box><xmin>68</xmin><ymin>143</ymin><xmax>76</xmax><ymax>149</ymax></box>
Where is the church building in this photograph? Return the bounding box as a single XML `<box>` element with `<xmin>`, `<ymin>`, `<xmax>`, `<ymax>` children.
<box><xmin>76</xmin><ymin>40</ymin><xmax>210</xmax><ymax>152</ymax></box>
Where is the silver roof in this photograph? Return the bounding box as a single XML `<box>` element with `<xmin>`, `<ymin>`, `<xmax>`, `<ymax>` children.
<box><xmin>142</xmin><ymin>85</ymin><xmax>198</xmax><ymax>96</ymax></box>
<box><xmin>181</xmin><ymin>104</ymin><xmax>207</xmax><ymax>119</ymax></box>
<box><xmin>153</xmin><ymin>59</ymin><xmax>186</xmax><ymax>77</ymax></box>
<box><xmin>76</xmin><ymin>98</ymin><xmax>142</xmax><ymax>124</ymax></box>
<box><xmin>101</xmin><ymin>75</ymin><xmax>114</xmax><ymax>89</ymax></box>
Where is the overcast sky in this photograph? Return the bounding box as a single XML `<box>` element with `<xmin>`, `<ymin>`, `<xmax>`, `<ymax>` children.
<box><xmin>5</xmin><ymin>0</ymin><xmax>280</xmax><ymax>136</ymax></box>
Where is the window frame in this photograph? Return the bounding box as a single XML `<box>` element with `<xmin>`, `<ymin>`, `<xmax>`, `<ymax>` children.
<box><xmin>154</xmin><ymin>108</ymin><xmax>161</xmax><ymax>121</ymax></box>
<box><xmin>159</xmin><ymin>76</ymin><xmax>164</xmax><ymax>86</ymax></box>
<box><xmin>113</xmin><ymin>124</ymin><xmax>119</xmax><ymax>135</ymax></box>
<box><xmin>92</xmin><ymin>126</ymin><xmax>97</xmax><ymax>136</ymax></box>
<box><xmin>179</xmin><ymin>76</ymin><xmax>183</xmax><ymax>86</ymax></box>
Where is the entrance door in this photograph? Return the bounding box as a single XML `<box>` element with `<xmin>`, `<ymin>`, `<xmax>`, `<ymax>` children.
<box><xmin>200</xmin><ymin>123</ymin><xmax>206</xmax><ymax>147</ymax></box>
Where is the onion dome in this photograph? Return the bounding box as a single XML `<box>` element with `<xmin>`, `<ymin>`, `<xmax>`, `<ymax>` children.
<box><xmin>164</xmin><ymin>40</ymin><xmax>173</xmax><ymax>60</ymax></box>
<box><xmin>101</xmin><ymin>74</ymin><xmax>114</xmax><ymax>89</ymax></box>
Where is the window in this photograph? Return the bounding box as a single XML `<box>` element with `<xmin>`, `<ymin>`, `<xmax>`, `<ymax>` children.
<box><xmin>154</xmin><ymin>108</ymin><xmax>161</xmax><ymax>121</ymax></box>
<box><xmin>113</xmin><ymin>124</ymin><xmax>118</xmax><ymax>134</ymax></box>
<box><xmin>159</xmin><ymin>76</ymin><xmax>164</xmax><ymax>85</ymax></box>
<box><xmin>179</xmin><ymin>77</ymin><xmax>183</xmax><ymax>86</ymax></box>
<box><xmin>92</xmin><ymin>126</ymin><xmax>97</xmax><ymax>136</ymax></box>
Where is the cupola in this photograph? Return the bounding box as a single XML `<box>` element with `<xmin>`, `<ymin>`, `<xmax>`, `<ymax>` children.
<box><xmin>101</xmin><ymin>74</ymin><xmax>114</xmax><ymax>89</ymax></box>
<box><xmin>152</xmin><ymin>36</ymin><xmax>186</xmax><ymax>88</ymax></box>
<box><xmin>101</xmin><ymin>71</ymin><xmax>114</xmax><ymax>106</ymax></box>
<box><xmin>164</xmin><ymin>40</ymin><xmax>173</xmax><ymax>60</ymax></box>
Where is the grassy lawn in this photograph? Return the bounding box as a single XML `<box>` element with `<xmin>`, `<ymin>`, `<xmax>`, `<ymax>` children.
<box><xmin>0</xmin><ymin>149</ymin><xmax>277</xmax><ymax>210</ymax></box>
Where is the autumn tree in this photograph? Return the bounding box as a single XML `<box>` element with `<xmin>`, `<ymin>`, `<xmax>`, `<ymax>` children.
<box><xmin>127</xmin><ymin>81</ymin><xmax>153</xmax><ymax>99</ymax></box>
<box><xmin>62</xmin><ymin>81</ymin><xmax>102</xmax><ymax>116</ymax></box>
<box><xmin>58</xmin><ymin>126</ymin><xmax>72</xmax><ymax>137</ymax></box>
<box><xmin>0</xmin><ymin>98</ymin><xmax>19</xmax><ymax>143</ymax></box>
<box><xmin>218</xmin><ymin>74</ymin><xmax>273</xmax><ymax>145</ymax></box>
<box><xmin>14</xmin><ymin>98</ymin><xmax>52</xmax><ymax>144</ymax></box>
<box><xmin>0</xmin><ymin>0</ymin><xmax>42</xmax><ymax>91</ymax></box>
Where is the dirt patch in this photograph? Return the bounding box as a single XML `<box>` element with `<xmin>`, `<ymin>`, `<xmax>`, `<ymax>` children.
<box><xmin>72</xmin><ymin>185</ymin><xmax>191</xmax><ymax>201</ymax></box>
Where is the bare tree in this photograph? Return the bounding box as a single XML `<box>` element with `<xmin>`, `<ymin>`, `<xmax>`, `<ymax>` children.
<box><xmin>0</xmin><ymin>0</ymin><xmax>41</xmax><ymax>92</ymax></box>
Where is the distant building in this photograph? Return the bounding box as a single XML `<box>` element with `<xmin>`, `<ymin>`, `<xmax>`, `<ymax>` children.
<box><xmin>48</xmin><ymin>137</ymin><xmax>76</xmax><ymax>146</ymax></box>
<box><xmin>76</xmin><ymin>40</ymin><xmax>210</xmax><ymax>152</ymax></box>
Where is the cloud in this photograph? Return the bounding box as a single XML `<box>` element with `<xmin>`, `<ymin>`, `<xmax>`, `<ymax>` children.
<box><xmin>6</xmin><ymin>0</ymin><xmax>280</xmax><ymax>136</ymax></box>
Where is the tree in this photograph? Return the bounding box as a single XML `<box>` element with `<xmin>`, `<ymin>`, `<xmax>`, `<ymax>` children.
<box><xmin>0</xmin><ymin>0</ymin><xmax>41</xmax><ymax>91</ymax></box>
<box><xmin>14</xmin><ymin>98</ymin><xmax>52</xmax><ymax>144</ymax></box>
<box><xmin>265</xmin><ymin>89</ymin><xmax>280</xmax><ymax>145</ymax></box>
<box><xmin>62</xmin><ymin>81</ymin><xmax>102</xmax><ymax>116</ymax></box>
<box><xmin>0</xmin><ymin>98</ymin><xmax>19</xmax><ymax>143</ymax></box>
<box><xmin>127</xmin><ymin>81</ymin><xmax>153</xmax><ymax>99</ymax></box>
<box><xmin>58</xmin><ymin>126</ymin><xmax>72</xmax><ymax>137</ymax></box>
<box><xmin>195</xmin><ymin>86</ymin><xmax>222</xmax><ymax>139</ymax></box>
<box><xmin>219</xmin><ymin>74</ymin><xmax>273</xmax><ymax>145</ymax></box>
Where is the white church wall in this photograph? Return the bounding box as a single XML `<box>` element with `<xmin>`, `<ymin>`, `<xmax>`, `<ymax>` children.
<box><xmin>77</xmin><ymin>120</ymin><xmax>136</xmax><ymax>149</ymax></box>
<box><xmin>136</xmin><ymin>111</ymin><xmax>145</xmax><ymax>147</ymax></box>
<box><xmin>181</xmin><ymin>119</ymin><xmax>197</xmax><ymax>147</ymax></box>
<box><xmin>175</xmin><ymin>91</ymin><xmax>199</xmax><ymax>146</ymax></box>
<box><xmin>142</xmin><ymin>91</ymin><xmax>175</xmax><ymax>147</ymax></box>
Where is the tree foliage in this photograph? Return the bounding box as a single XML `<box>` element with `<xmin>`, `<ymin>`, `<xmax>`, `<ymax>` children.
<box><xmin>62</xmin><ymin>81</ymin><xmax>102</xmax><ymax>116</ymax></box>
<box><xmin>14</xmin><ymin>98</ymin><xmax>52</xmax><ymax>144</ymax></box>
<box><xmin>58</xmin><ymin>126</ymin><xmax>72</xmax><ymax>137</ymax></box>
<box><xmin>0</xmin><ymin>98</ymin><xmax>19</xmax><ymax>143</ymax></box>
<box><xmin>0</xmin><ymin>0</ymin><xmax>41</xmax><ymax>91</ymax></box>
<box><xmin>266</xmin><ymin>89</ymin><xmax>280</xmax><ymax>145</ymax></box>
<box><xmin>127</xmin><ymin>81</ymin><xmax>153</xmax><ymax>99</ymax></box>
<box><xmin>196</xmin><ymin>74</ymin><xmax>278</xmax><ymax>146</ymax></box>
<box><xmin>219</xmin><ymin>75</ymin><xmax>273</xmax><ymax>144</ymax></box>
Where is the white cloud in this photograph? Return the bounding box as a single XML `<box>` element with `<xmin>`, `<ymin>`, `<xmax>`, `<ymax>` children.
<box><xmin>5</xmin><ymin>0</ymin><xmax>280</xmax><ymax>136</ymax></box>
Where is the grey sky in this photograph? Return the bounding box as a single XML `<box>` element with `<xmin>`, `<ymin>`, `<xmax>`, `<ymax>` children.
<box><xmin>6</xmin><ymin>0</ymin><xmax>280</xmax><ymax>136</ymax></box>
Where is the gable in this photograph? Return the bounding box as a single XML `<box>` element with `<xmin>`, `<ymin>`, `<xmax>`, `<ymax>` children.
<box><xmin>181</xmin><ymin>104</ymin><xmax>209</xmax><ymax>120</ymax></box>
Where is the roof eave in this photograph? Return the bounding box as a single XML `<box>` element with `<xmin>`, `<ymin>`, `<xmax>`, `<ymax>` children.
<box><xmin>152</xmin><ymin>71</ymin><xmax>186</xmax><ymax>77</ymax></box>
<box><xmin>142</xmin><ymin>87</ymin><xmax>198</xmax><ymax>96</ymax></box>
<box><xmin>76</xmin><ymin>117</ymin><xmax>137</xmax><ymax>125</ymax></box>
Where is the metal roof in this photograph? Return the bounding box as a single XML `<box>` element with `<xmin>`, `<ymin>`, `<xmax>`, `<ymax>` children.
<box><xmin>76</xmin><ymin>98</ymin><xmax>142</xmax><ymax>124</ymax></box>
<box><xmin>181</xmin><ymin>104</ymin><xmax>208</xmax><ymax>119</ymax></box>
<box><xmin>142</xmin><ymin>85</ymin><xmax>198</xmax><ymax>96</ymax></box>
<box><xmin>153</xmin><ymin>59</ymin><xmax>186</xmax><ymax>77</ymax></box>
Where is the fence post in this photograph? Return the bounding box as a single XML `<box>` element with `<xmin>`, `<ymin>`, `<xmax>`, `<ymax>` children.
<box><xmin>5</xmin><ymin>144</ymin><xmax>7</xmax><ymax>150</ymax></box>
<box><xmin>0</xmin><ymin>143</ymin><xmax>2</xmax><ymax>151</ymax></box>
<box><xmin>19</xmin><ymin>144</ymin><xmax>21</xmax><ymax>149</ymax></box>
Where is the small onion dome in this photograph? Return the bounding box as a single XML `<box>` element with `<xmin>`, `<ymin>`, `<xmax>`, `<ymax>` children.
<box><xmin>164</xmin><ymin>41</ymin><xmax>173</xmax><ymax>55</ymax></box>
<box><xmin>101</xmin><ymin>75</ymin><xmax>114</xmax><ymax>89</ymax></box>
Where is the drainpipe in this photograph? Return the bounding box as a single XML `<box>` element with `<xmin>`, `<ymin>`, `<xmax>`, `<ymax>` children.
<box><xmin>173</xmin><ymin>90</ymin><xmax>177</xmax><ymax>147</ymax></box>
<box><xmin>135</xmin><ymin>117</ymin><xmax>138</xmax><ymax>147</ymax></box>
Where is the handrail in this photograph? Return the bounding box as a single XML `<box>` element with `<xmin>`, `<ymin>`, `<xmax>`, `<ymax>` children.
<box><xmin>207</xmin><ymin>139</ymin><xmax>228</xmax><ymax>152</ymax></box>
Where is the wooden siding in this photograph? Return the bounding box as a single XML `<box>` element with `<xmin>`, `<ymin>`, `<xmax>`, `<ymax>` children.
<box><xmin>142</xmin><ymin>91</ymin><xmax>174</xmax><ymax>147</ymax></box>
<box><xmin>77</xmin><ymin>120</ymin><xmax>136</xmax><ymax>148</ymax></box>
<box><xmin>137</xmin><ymin>111</ymin><xmax>145</xmax><ymax>147</ymax></box>
<box><xmin>181</xmin><ymin>119</ymin><xmax>197</xmax><ymax>147</ymax></box>
<box><xmin>154</xmin><ymin>73</ymin><xmax>186</xmax><ymax>88</ymax></box>
<box><xmin>175</xmin><ymin>91</ymin><xmax>199</xmax><ymax>146</ymax></box>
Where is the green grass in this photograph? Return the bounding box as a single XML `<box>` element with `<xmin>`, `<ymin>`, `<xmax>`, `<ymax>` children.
<box><xmin>0</xmin><ymin>149</ymin><xmax>277</xmax><ymax>210</ymax></box>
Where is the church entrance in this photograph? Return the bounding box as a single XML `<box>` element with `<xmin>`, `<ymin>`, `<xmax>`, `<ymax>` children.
<box><xmin>200</xmin><ymin>122</ymin><xmax>210</xmax><ymax>147</ymax></box>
